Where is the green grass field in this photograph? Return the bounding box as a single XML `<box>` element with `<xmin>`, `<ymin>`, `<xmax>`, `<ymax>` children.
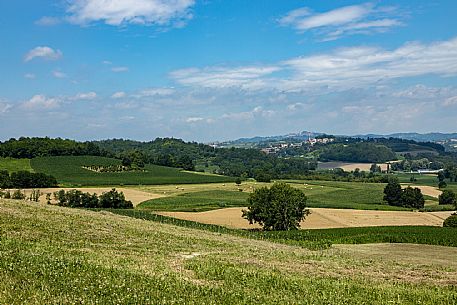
<box><xmin>139</xmin><ymin>180</ymin><xmax>412</xmax><ymax>212</ymax></box>
<box><xmin>0</xmin><ymin>157</ymin><xmax>33</xmax><ymax>173</ymax></box>
<box><xmin>30</xmin><ymin>156</ymin><xmax>235</xmax><ymax>186</ymax></box>
<box><xmin>1</xmin><ymin>199</ymin><xmax>457</xmax><ymax>304</ymax></box>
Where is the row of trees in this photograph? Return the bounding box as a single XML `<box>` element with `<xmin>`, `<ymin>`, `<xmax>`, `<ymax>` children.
<box><xmin>0</xmin><ymin>170</ymin><xmax>57</xmax><ymax>188</ymax></box>
<box><xmin>53</xmin><ymin>189</ymin><xmax>133</xmax><ymax>209</ymax></box>
<box><xmin>383</xmin><ymin>178</ymin><xmax>425</xmax><ymax>208</ymax></box>
<box><xmin>319</xmin><ymin>143</ymin><xmax>397</xmax><ymax>163</ymax></box>
<box><xmin>0</xmin><ymin>137</ymin><xmax>105</xmax><ymax>158</ymax></box>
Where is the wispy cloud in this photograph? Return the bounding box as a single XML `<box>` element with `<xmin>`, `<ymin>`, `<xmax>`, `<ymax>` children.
<box><xmin>52</xmin><ymin>70</ymin><xmax>67</xmax><ymax>79</ymax></box>
<box><xmin>111</xmin><ymin>91</ymin><xmax>126</xmax><ymax>99</ymax></box>
<box><xmin>170</xmin><ymin>66</ymin><xmax>280</xmax><ymax>90</ymax></box>
<box><xmin>111</xmin><ymin>66</ymin><xmax>129</xmax><ymax>73</ymax></box>
<box><xmin>171</xmin><ymin>37</ymin><xmax>457</xmax><ymax>92</ymax></box>
<box><xmin>279</xmin><ymin>3</ymin><xmax>404</xmax><ymax>40</ymax></box>
<box><xmin>0</xmin><ymin>100</ymin><xmax>12</xmax><ymax>114</ymax></box>
<box><xmin>65</xmin><ymin>0</ymin><xmax>195</xmax><ymax>27</ymax></box>
<box><xmin>24</xmin><ymin>46</ymin><xmax>63</xmax><ymax>62</ymax></box>
<box><xmin>71</xmin><ymin>92</ymin><xmax>97</xmax><ymax>100</ymax></box>
<box><xmin>24</xmin><ymin>73</ymin><xmax>36</xmax><ymax>79</ymax></box>
<box><xmin>35</xmin><ymin>16</ymin><xmax>61</xmax><ymax>26</ymax></box>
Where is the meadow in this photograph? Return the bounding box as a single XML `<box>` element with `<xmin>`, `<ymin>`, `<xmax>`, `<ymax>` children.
<box><xmin>0</xmin><ymin>157</ymin><xmax>33</xmax><ymax>173</ymax></box>
<box><xmin>30</xmin><ymin>156</ymin><xmax>235</xmax><ymax>186</ymax></box>
<box><xmin>1</xmin><ymin>199</ymin><xmax>456</xmax><ymax>304</ymax></box>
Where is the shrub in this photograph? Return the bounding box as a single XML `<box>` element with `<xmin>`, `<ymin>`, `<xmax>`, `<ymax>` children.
<box><xmin>11</xmin><ymin>190</ymin><xmax>26</xmax><ymax>200</ymax></box>
<box><xmin>438</xmin><ymin>181</ymin><xmax>447</xmax><ymax>189</ymax></box>
<box><xmin>242</xmin><ymin>183</ymin><xmax>309</xmax><ymax>231</ymax></box>
<box><xmin>439</xmin><ymin>190</ymin><xmax>457</xmax><ymax>206</ymax></box>
<box><xmin>443</xmin><ymin>214</ymin><xmax>457</xmax><ymax>227</ymax></box>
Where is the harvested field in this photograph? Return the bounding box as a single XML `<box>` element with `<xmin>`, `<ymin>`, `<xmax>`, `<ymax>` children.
<box><xmin>402</xmin><ymin>185</ymin><xmax>442</xmax><ymax>198</ymax></box>
<box><xmin>158</xmin><ymin>207</ymin><xmax>454</xmax><ymax>229</ymax></box>
<box><xmin>318</xmin><ymin>162</ymin><xmax>389</xmax><ymax>172</ymax></box>
<box><xmin>18</xmin><ymin>188</ymin><xmax>163</xmax><ymax>206</ymax></box>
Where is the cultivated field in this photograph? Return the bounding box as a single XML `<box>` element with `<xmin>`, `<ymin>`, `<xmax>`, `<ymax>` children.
<box><xmin>0</xmin><ymin>157</ymin><xmax>33</xmax><ymax>173</ymax></box>
<box><xmin>138</xmin><ymin>181</ymin><xmax>427</xmax><ymax>211</ymax></box>
<box><xmin>158</xmin><ymin>207</ymin><xmax>454</xmax><ymax>229</ymax></box>
<box><xmin>1</xmin><ymin>199</ymin><xmax>456</xmax><ymax>304</ymax></box>
<box><xmin>31</xmin><ymin>156</ymin><xmax>235</xmax><ymax>186</ymax></box>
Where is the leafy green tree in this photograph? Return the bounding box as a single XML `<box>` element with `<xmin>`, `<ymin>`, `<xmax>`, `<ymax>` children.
<box><xmin>383</xmin><ymin>177</ymin><xmax>402</xmax><ymax>206</ymax></box>
<box><xmin>235</xmin><ymin>178</ymin><xmax>242</xmax><ymax>185</ymax></box>
<box><xmin>242</xmin><ymin>183</ymin><xmax>309</xmax><ymax>231</ymax></box>
<box><xmin>438</xmin><ymin>171</ymin><xmax>445</xmax><ymax>182</ymax></box>
<box><xmin>99</xmin><ymin>188</ymin><xmax>133</xmax><ymax>209</ymax></box>
<box><xmin>438</xmin><ymin>181</ymin><xmax>447</xmax><ymax>189</ymax></box>
<box><xmin>400</xmin><ymin>187</ymin><xmax>425</xmax><ymax>209</ymax></box>
<box><xmin>439</xmin><ymin>190</ymin><xmax>457</xmax><ymax>206</ymax></box>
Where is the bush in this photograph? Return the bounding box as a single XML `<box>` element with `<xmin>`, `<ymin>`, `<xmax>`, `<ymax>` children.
<box><xmin>11</xmin><ymin>190</ymin><xmax>26</xmax><ymax>200</ymax></box>
<box><xmin>443</xmin><ymin>214</ymin><xmax>457</xmax><ymax>227</ymax></box>
<box><xmin>242</xmin><ymin>183</ymin><xmax>309</xmax><ymax>231</ymax></box>
<box><xmin>438</xmin><ymin>181</ymin><xmax>447</xmax><ymax>189</ymax></box>
<box><xmin>439</xmin><ymin>190</ymin><xmax>457</xmax><ymax>206</ymax></box>
<box><xmin>0</xmin><ymin>170</ymin><xmax>57</xmax><ymax>188</ymax></box>
<box><xmin>99</xmin><ymin>189</ymin><xmax>133</xmax><ymax>209</ymax></box>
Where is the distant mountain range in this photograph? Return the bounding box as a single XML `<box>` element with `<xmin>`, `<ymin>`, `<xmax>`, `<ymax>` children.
<box><xmin>227</xmin><ymin>132</ymin><xmax>457</xmax><ymax>144</ymax></box>
<box><xmin>354</xmin><ymin>133</ymin><xmax>457</xmax><ymax>142</ymax></box>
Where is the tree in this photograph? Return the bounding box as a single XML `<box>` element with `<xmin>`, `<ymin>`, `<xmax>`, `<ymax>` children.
<box><xmin>370</xmin><ymin>164</ymin><xmax>381</xmax><ymax>173</ymax></box>
<box><xmin>242</xmin><ymin>183</ymin><xmax>309</xmax><ymax>231</ymax></box>
<box><xmin>235</xmin><ymin>178</ymin><xmax>242</xmax><ymax>185</ymax></box>
<box><xmin>439</xmin><ymin>190</ymin><xmax>457</xmax><ymax>206</ymax></box>
<box><xmin>383</xmin><ymin>177</ymin><xmax>402</xmax><ymax>206</ymax></box>
<box><xmin>438</xmin><ymin>181</ymin><xmax>447</xmax><ymax>189</ymax></box>
<box><xmin>438</xmin><ymin>171</ymin><xmax>445</xmax><ymax>182</ymax></box>
<box><xmin>400</xmin><ymin>186</ymin><xmax>425</xmax><ymax>209</ymax></box>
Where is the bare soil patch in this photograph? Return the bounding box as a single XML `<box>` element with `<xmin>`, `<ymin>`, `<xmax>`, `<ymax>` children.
<box><xmin>158</xmin><ymin>207</ymin><xmax>454</xmax><ymax>229</ymax></box>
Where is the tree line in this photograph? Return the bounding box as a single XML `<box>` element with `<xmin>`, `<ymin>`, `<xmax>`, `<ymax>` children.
<box><xmin>0</xmin><ymin>170</ymin><xmax>57</xmax><ymax>188</ymax></box>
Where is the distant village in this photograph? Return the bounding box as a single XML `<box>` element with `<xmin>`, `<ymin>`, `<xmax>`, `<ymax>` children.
<box><xmin>260</xmin><ymin>137</ymin><xmax>335</xmax><ymax>155</ymax></box>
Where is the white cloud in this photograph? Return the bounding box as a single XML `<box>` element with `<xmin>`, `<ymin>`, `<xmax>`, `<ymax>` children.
<box><xmin>0</xmin><ymin>100</ymin><xmax>12</xmax><ymax>114</ymax></box>
<box><xmin>134</xmin><ymin>87</ymin><xmax>175</xmax><ymax>97</ymax></box>
<box><xmin>185</xmin><ymin>117</ymin><xmax>204</xmax><ymax>123</ymax></box>
<box><xmin>111</xmin><ymin>66</ymin><xmax>129</xmax><ymax>73</ymax></box>
<box><xmin>171</xmin><ymin>66</ymin><xmax>280</xmax><ymax>90</ymax></box>
<box><xmin>72</xmin><ymin>92</ymin><xmax>97</xmax><ymax>100</ymax></box>
<box><xmin>443</xmin><ymin>96</ymin><xmax>457</xmax><ymax>107</ymax></box>
<box><xmin>111</xmin><ymin>91</ymin><xmax>126</xmax><ymax>99</ymax></box>
<box><xmin>53</xmin><ymin>70</ymin><xmax>67</xmax><ymax>78</ymax></box>
<box><xmin>22</xmin><ymin>95</ymin><xmax>60</xmax><ymax>110</ymax></box>
<box><xmin>24</xmin><ymin>46</ymin><xmax>63</xmax><ymax>62</ymax></box>
<box><xmin>171</xmin><ymin>37</ymin><xmax>457</xmax><ymax>93</ymax></box>
<box><xmin>35</xmin><ymin>16</ymin><xmax>61</xmax><ymax>26</ymax></box>
<box><xmin>222</xmin><ymin>107</ymin><xmax>275</xmax><ymax>121</ymax></box>
<box><xmin>66</xmin><ymin>0</ymin><xmax>195</xmax><ymax>27</ymax></box>
<box><xmin>279</xmin><ymin>3</ymin><xmax>403</xmax><ymax>40</ymax></box>
<box><xmin>24</xmin><ymin>73</ymin><xmax>36</xmax><ymax>79</ymax></box>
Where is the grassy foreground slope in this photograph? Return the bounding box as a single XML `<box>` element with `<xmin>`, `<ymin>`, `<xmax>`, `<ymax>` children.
<box><xmin>1</xmin><ymin>199</ymin><xmax>457</xmax><ymax>304</ymax></box>
<box><xmin>31</xmin><ymin>156</ymin><xmax>234</xmax><ymax>186</ymax></box>
<box><xmin>0</xmin><ymin>157</ymin><xmax>33</xmax><ymax>173</ymax></box>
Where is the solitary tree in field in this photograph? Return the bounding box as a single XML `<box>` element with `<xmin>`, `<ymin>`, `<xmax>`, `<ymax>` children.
<box><xmin>383</xmin><ymin>177</ymin><xmax>402</xmax><ymax>206</ymax></box>
<box><xmin>242</xmin><ymin>183</ymin><xmax>309</xmax><ymax>231</ymax></box>
<box><xmin>400</xmin><ymin>186</ymin><xmax>425</xmax><ymax>209</ymax></box>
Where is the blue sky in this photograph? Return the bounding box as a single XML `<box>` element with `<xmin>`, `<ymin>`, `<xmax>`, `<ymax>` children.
<box><xmin>1</xmin><ymin>0</ymin><xmax>457</xmax><ymax>142</ymax></box>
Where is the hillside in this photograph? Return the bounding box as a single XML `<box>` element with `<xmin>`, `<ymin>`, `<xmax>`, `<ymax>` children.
<box><xmin>31</xmin><ymin>156</ymin><xmax>234</xmax><ymax>186</ymax></box>
<box><xmin>1</xmin><ymin>199</ymin><xmax>457</xmax><ymax>304</ymax></box>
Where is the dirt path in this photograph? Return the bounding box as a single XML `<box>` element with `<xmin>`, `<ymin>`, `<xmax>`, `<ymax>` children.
<box><xmin>19</xmin><ymin>188</ymin><xmax>163</xmax><ymax>207</ymax></box>
<box><xmin>402</xmin><ymin>185</ymin><xmax>442</xmax><ymax>198</ymax></box>
<box><xmin>158</xmin><ymin>207</ymin><xmax>454</xmax><ymax>229</ymax></box>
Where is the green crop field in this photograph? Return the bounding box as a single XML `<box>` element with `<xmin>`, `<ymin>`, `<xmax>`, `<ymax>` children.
<box><xmin>1</xmin><ymin>199</ymin><xmax>457</xmax><ymax>304</ymax></box>
<box><xmin>139</xmin><ymin>180</ymin><xmax>410</xmax><ymax>212</ymax></box>
<box><xmin>30</xmin><ymin>156</ymin><xmax>235</xmax><ymax>186</ymax></box>
<box><xmin>0</xmin><ymin>157</ymin><xmax>33</xmax><ymax>173</ymax></box>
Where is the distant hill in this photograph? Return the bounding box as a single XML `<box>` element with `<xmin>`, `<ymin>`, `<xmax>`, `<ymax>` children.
<box><xmin>226</xmin><ymin>131</ymin><xmax>325</xmax><ymax>145</ymax></box>
<box><xmin>354</xmin><ymin>133</ymin><xmax>457</xmax><ymax>142</ymax></box>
